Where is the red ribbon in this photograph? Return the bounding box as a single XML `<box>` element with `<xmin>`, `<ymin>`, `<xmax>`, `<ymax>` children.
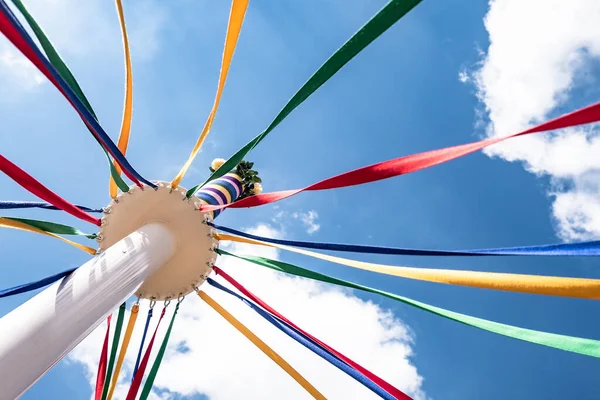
<box><xmin>0</xmin><ymin>10</ymin><xmax>141</xmax><ymax>188</ymax></box>
<box><xmin>201</xmin><ymin>101</ymin><xmax>600</xmax><ymax>212</ymax></box>
<box><xmin>95</xmin><ymin>315</ymin><xmax>112</xmax><ymax>400</ymax></box>
<box><xmin>0</xmin><ymin>154</ymin><xmax>101</xmax><ymax>226</ymax></box>
<box><xmin>213</xmin><ymin>266</ymin><xmax>410</xmax><ymax>400</ymax></box>
<box><xmin>126</xmin><ymin>306</ymin><xmax>167</xmax><ymax>400</ymax></box>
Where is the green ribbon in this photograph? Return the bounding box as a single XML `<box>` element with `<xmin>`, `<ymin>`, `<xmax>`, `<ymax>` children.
<box><xmin>3</xmin><ymin>216</ymin><xmax>97</xmax><ymax>239</ymax></box>
<box><xmin>100</xmin><ymin>302</ymin><xmax>126</xmax><ymax>400</ymax></box>
<box><xmin>139</xmin><ymin>302</ymin><xmax>180</xmax><ymax>400</ymax></box>
<box><xmin>10</xmin><ymin>0</ymin><xmax>130</xmax><ymax>193</ymax></box>
<box><xmin>187</xmin><ymin>0</ymin><xmax>423</xmax><ymax>197</ymax></box>
<box><xmin>217</xmin><ymin>249</ymin><xmax>600</xmax><ymax>358</ymax></box>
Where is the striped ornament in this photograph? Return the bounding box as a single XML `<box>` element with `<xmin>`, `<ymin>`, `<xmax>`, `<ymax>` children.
<box><xmin>196</xmin><ymin>173</ymin><xmax>243</xmax><ymax>218</ymax></box>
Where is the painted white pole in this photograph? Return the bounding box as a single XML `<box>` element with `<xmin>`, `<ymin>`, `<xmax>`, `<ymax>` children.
<box><xmin>0</xmin><ymin>222</ymin><xmax>175</xmax><ymax>400</ymax></box>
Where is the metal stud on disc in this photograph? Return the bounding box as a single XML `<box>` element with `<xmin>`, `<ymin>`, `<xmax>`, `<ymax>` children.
<box><xmin>98</xmin><ymin>182</ymin><xmax>216</xmax><ymax>300</ymax></box>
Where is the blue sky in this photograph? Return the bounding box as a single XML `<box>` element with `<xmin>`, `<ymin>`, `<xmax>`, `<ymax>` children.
<box><xmin>1</xmin><ymin>0</ymin><xmax>600</xmax><ymax>399</ymax></box>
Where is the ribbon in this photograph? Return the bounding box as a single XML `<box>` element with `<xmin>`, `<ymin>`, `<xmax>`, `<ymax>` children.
<box><xmin>197</xmin><ymin>290</ymin><xmax>326</xmax><ymax>399</ymax></box>
<box><xmin>101</xmin><ymin>303</ymin><xmax>126</xmax><ymax>400</ymax></box>
<box><xmin>171</xmin><ymin>0</ymin><xmax>249</xmax><ymax>189</ymax></box>
<box><xmin>0</xmin><ymin>1</ymin><xmax>154</xmax><ymax>189</ymax></box>
<box><xmin>187</xmin><ymin>0</ymin><xmax>423</xmax><ymax>197</ymax></box>
<box><xmin>9</xmin><ymin>0</ymin><xmax>130</xmax><ymax>193</ymax></box>
<box><xmin>132</xmin><ymin>306</ymin><xmax>153</xmax><ymax>380</ymax></box>
<box><xmin>1</xmin><ymin>216</ymin><xmax>96</xmax><ymax>238</ymax></box>
<box><xmin>209</xmin><ymin>222</ymin><xmax>600</xmax><ymax>257</ymax></box>
<box><xmin>202</xmin><ymin>100</ymin><xmax>600</xmax><ymax>211</ymax></box>
<box><xmin>0</xmin><ymin>217</ymin><xmax>97</xmax><ymax>255</ymax></box>
<box><xmin>0</xmin><ymin>154</ymin><xmax>101</xmax><ymax>225</ymax></box>
<box><xmin>126</xmin><ymin>306</ymin><xmax>167</xmax><ymax>400</ymax></box>
<box><xmin>106</xmin><ymin>303</ymin><xmax>139</xmax><ymax>400</ymax></box>
<box><xmin>217</xmin><ymin>249</ymin><xmax>600</xmax><ymax>358</ymax></box>
<box><xmin>139</xmin><ymin>302</ymin><xmax>181</xmax><ymax>400</ymax></box>
<box><xmin>0</xmin><ymin>201</ymin><xmax>102</xmax><ymax>213</ymax></box>
<box><xmin>0</xmin><ymin>268</ymin><xmax>75</xmax><ymax>298</ymax></box>
<box><xmin>217</xmin><ymin>234</ymin><xmax>600</xmax><ymax>300</ymax></box>
<box><xmin>95</xmin><ymin>316</ymin><xmax>112</xmax><ymax>400</ymax></box>
<box><xmin>109</xmin><ymin>0</ymin><xmax>134</xmax><ymax>199</ymax></box>
<box><xmin>212</xmin><ymin>268</ymin><xmax>409</xmax><ymax>399</ymax></box>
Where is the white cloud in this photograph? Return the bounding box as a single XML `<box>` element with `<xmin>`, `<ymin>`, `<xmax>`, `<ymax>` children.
<box><xmin>68</xmin><ymin>224</ymin><xmax>425</xmax><ymax>399</ymax></box>
<box><xmin>292</xmin><ymin>210</ymin><xmax>321</xmax><ymax>234</ymax></box>
<box><xmin>468</xmin><ymin>0</ymin><xmax>600</xmax><ymax>240</ymax></box>
<box><xmin>273</xmin><ymin>210</ymin><xmax>321</xmax><ymax>235</ymax></box>
<box><xmin>551</xmin><ymin>171</ymin><xmax>600</xmax><ymax>240</ymax></box>
<box><xmin>0</xmin><ymin>47</ymin><xmax>44</xmax><ymax>89</ymax></box>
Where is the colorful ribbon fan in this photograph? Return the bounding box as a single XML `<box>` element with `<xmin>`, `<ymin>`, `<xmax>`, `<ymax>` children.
<box><xmin>0</xmin><ymin>0</ymin><xmax>599</xmax><ymax>399</ymax></box>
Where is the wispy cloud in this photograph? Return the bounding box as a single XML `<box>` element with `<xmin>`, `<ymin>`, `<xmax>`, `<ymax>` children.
<box><xmin>292</xmin><ymin>210</ymin><xmax>320</xmax><ymax>234</ymax></box>
<box><xmin>0</xmin><ymin>47</ymin><xmax>44</xmax><ymax>90</ymax></box>
<box><xmin>68</xmin><ymin>223</ymin><xmax>425</xmax><ymax>399</ymax></box>
<box><xmin>464</xmin><ymin>0</ymin><xmax>600</xmax><ymax>240</ymax></box>
<box><xmin>272</xmin><ymin>209</ymin><xmax>321</xmax><ymax>235</ymax></box>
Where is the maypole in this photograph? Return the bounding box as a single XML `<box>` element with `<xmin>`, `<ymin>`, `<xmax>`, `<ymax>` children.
<box><xmin>3</xmin><ymin>0</ymin><xmax>600</xmax><ymax>398</ymax></box>
<box><xmin>0</xmin><ymin>223</ymin><xmax>175</xmax><ymax>399</ymax></box>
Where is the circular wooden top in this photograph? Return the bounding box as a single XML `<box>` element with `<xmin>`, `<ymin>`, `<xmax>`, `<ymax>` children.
<box><xmin>98</xmin><ymin>182</ymin><xmax>216</xmax><ymax>300</ymax></box>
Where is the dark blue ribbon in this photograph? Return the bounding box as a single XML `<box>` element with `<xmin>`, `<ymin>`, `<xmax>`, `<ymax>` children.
<box><xmin>132</xmin><ymin>307</ymin><xmax>153</xmax><ymax>381</ymax></box>
<box><xmin>209</xmin><ymin>222</ymin><xmax>600</xmax><ymax>257</ymax></box>
<box><xmin>0</xmin><ymin>268</ymin><xmax>75</xmax><ymax>298</ymax></box>
<box><xmin>0</xmin><ymin>201</ymin><xmax>102</xmax><ymax>213</ymax></box>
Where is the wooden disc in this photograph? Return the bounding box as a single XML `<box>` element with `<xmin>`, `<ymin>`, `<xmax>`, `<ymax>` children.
<box><xmin>98</xmin><ymin>182</ymin><xmax>216</xmax><ymax>300</ymax></box>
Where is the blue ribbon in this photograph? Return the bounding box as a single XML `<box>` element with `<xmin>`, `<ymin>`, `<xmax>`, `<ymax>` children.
<box><xmin>207</xmin><ymin>278</ymin><xmax>395</xmax><ymax>400</ymax></box>
<box><xmin>0</xmin><ymin>1</ymin><xmax>155</xmax><ymax>189</ymax></box>
<box><xmin>132</xmin><ymin>307</ymin><xmax>153</xmax><ymax>381</ymax></box>
<box><xmin>209</xmin><ymin>222</ymin><xmax>600</xmax><ymax>257</ymax></box>
<box><xmin>0</xmin><ymin>201</ymin><xmax>102</xmax><ymax>213</ymax></box>
<box><xmin>0</xmin><ymin>268</ymin><xmax>75</xmax><ymax>298</ymax></box>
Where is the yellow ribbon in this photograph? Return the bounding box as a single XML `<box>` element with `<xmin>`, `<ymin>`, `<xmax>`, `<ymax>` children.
<box><xmin>106</xmin><ymin>303</ymin><xmax>139</xmax><ymax>400</ymax></box>
<box><xmin>0</xmin><ymin>217</ymin><xmax>96</xmax><ymax>255</ymax></box>
<box><xmin>197</xmin><ymin>290</ymin><xmax>326</xmax><ymax>399</ymax></box>
<box><xmin>109</xmin><ymin>0</ymin><xmax>134</xmax><ymax>199</ymax></box>
<box><xmin>171</xmin><ymin>0</ymin><xmax>249</xmax><ymax>189</ymax></box>
<box><xmin>216</xmin><ymin>233</ymin><xmax>600</xmax><ymax>300</ymax></box>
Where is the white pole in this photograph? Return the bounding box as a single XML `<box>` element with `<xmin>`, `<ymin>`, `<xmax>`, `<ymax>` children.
<box><xmin>0</xmin><ymin>222</ymin><xmax>175</xmax><ymax>400</ymax></box>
